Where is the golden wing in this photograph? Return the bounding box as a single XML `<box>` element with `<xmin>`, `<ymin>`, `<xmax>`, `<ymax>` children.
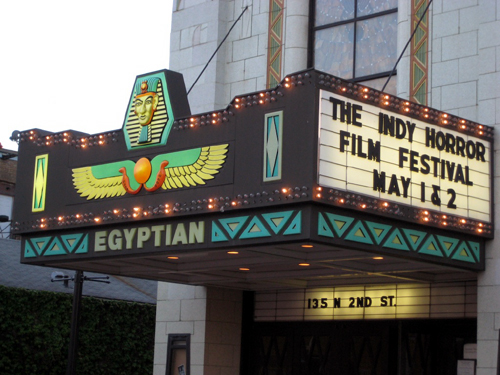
<box><xmin>161</xmin><ymin>144</ymin><xmax>228</xmax><ymax>189</ymax></box>
<box><xmin>72</xmin><ymin>161</ymin><xmax>134</xmax><ymax>200</ymax></box>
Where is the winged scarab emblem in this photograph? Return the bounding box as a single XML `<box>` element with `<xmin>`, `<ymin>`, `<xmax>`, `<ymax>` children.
<box><xmin>72</xmin><ymin>144</ymin><xmax>228</xmax><ymax>200</ymax></box>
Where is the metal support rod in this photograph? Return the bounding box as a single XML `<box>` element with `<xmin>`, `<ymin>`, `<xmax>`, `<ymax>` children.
<box><xmin>66</xmin><ymin>270</ymin><xmax>83</xmax><ymax>375</ymax></box>
<box><xmin>187</xmin><ymin>6</ymin><xmax>249</xmax><ymax>95</ymax></box>
<box><xmin>381</xmin><ymin>0</ymin><xmax>433</xmax><ymax>93</ymax></box>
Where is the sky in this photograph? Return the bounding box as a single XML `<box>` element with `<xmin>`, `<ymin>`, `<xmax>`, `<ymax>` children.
<box><xmin>0</xmin><ymin>0</ymin><xmax>173</xmax><ymax>151</ymax></box>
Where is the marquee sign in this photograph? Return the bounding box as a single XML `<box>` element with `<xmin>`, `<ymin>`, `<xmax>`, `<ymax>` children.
<box><xmin>12</xmin><ymin>69</ymin><xmax>492</xmax><ymax>275</ymax></box>
<box><xmin>318</xmin><ymin>91</ymin><xmax>491</xmax><ymax>223</ymax></box>
<box><xmin>255</xmin><ymin>282</ymin><xmax>477</xmax><ymax>321</ymax></box>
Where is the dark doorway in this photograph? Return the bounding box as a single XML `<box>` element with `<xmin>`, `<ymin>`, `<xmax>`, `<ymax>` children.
<box><xmin>244</xmin><ymin>319</ymin><xmax>475</xmax><ymax>375</ymax></box>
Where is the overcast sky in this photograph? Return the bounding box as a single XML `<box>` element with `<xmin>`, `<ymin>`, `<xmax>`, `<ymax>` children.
<box><xmin>0</xmin><ymin>0</ymin><xmax>173</xmax><ymax>150</ymax></box>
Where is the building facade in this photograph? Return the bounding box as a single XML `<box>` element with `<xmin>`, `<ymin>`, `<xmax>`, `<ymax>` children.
<box><xmin>11</xmin><ymin>1</ymin><xmax>499</xmax><ymax>375</ymax></box>
<box><xmin>155</xmin><ymin>0</ymin><xmax>500</xmax><ymax>374</ymax></box>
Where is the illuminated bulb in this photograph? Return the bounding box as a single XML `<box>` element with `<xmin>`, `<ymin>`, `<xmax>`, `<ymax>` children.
<box><xmin>442</xmin><ymin>215</ymin><xmax>447</xmax><ymax>219</ymax></box>
<box><xmin>301</xmin><ymin>244</ymin><xmax>313</xmax><ymax>248</ymax></box>
<box><xmin>227</xmin><ymin>251</ymin><xmax>239</xmax><ymax>255</ymax></box>
<box><xmin>282</xmin><ymin>188</ymin><xmax>288</xmax><ymax>193</ymax></box>
<box><xmin>405</xmin><ymin>108</ymin><xmax>410</xmax><ymax>112</ymax></box>
<box><xmin>477</xmin><ymin>228</ymin><xmax>483</xmax><ymax>233</ymax></box>
<box><xmin>341</xmin><ymin>87</ymin><xmax>347</xmax><ymax>92</ymax></box>
<box><xmin>363</xmin><ymin>88</ymin><xmax>369</xmax><ymax>92</ymax></box>
<box><xmin>46</xmin><ymin>136</ymin><xmax>50</xmax><ymax>140</ymax></box>
<box><xmin>384</xmin><ymin>95</ymin><xmax>390</xmax><ymax>100</ymax></box>
<box><xmin>423</xmin><ymin>211</ymin><xmax>429</xmax><ymax>215</ymax></box>
<box><xmin>360</xmin><ymin>204</ymin><xmax>366</xmax><ymax>209</ymax></box>
<box><xmin>384</xmin><ymin>101</ymin><xmax>390</xmax><ymax>105</ymax></box>
<box><xmin>231</xmin><ymin>201</ymin><xmax>237</xmax><ymax>206</ymax></box>
<box><xmin>364</xmin><ymin>95</ymin><xmax>368</xmax><ymax>99</ymax></box>
<box><xmin>373</xmin><ymin>257</ymin><xmax>384</xmax><ymax>260</ymax></box>
<box><xmin>316</xmin><ymin>187</ymin><xmax>322</xmax><ymax>191</ymax></box>
<box><xmin>239</xmin><ymin>268</ymin><xmax>250</xmax><ymax>271</ymax></box>
<box><xmin>479</xmin><ymin>223</ymin><xmax>484</xmax><ymax>227</ymax></box>
<box><xmin>259</xmin><ymin>99</ymin><xmax>264</xmax><ymax>104</ymax></box>
<box><xmin>443</xmin><ymin>113</ymin><xmax>448</xmax><ymax>118</ymax></box>
<box><xmin>235</xmin><ymin>104</ymin><xmax>240</xmax><ymax>109</ymax></box>
<box><xmin>58</xmin><ymin>216</ymin><xmax>63</xmax><ymax>221</ymax></box>
<box><xmin>76</xmin><ymin>214</ymin><xmax>81</xmax><ymax>219</ymax></box>
<box><xmin>208</xmin><ymin>204</ymin><xmax>214</xmax><ymax>209</ymax></box>
<box><xmin>284</xmin><ymin>83</ymin><xmax>290</xmax><ymax>88</ymax></box>
<box><xmin>165</xmin><ymin>209</ymin><xmax>171</xmax><ymax>214</ymax></box>
<box><xmin>460</xmin><ymin>219</ymin><xmax>466</xmax><ymax>224</ymax></box>
<box><xmin>40</xmin><ymin>224</ymin><xmax>46</xmax><ymax>228</ymax></box>
<box><xmin>133</xmin><ymin>213</ymin><xmax>139</xmax><ymax>218</ymax></box>
<box><xmin>94</xmin><ymin>217</ymin><xmax>101</xmax><ymax>223</ymax></box>
<box><xmin>339</xmin><ymin>198</ymin><xmax>345</xmax><ymax>204</ymax></box>
<box><xmin>113</xmin><ymin>209</ymin><xmax>119</xmax><ymax>214</ymax></box>
<box><xmin>235</xmin><ymin>98</ymin><xmax>240</xmax><ymax>103</ymax></box>
<box><xmin>190</xmin><ymin>118</ymin><xmax>195</xmax><ymax>122</ymax></box>
<box><xmin>316</xmin><ymin>193</ymin><xmax>322</xmax><ymax>198</ymax></box>
<box><xmin>299</xmin><ymin>263</ymin><xmax>310</xmax><ymax>267</ymax></box>
<box><xmin>260</xmin><ymin>92</ymin><xmax>265</xmax><ymax>97</ymax></box>
<box><xmin>133</xmin><ymin>207</ymin><xmax>140</xmax><ymax>212</ymax></box>
<box><xmin>212</xmin><ymin>113</ymin><xmax>217</xmax><ymax>118</ymax></box>
<box><xmin>383</xmin><ymin>202</ymin><xmax>389</xmax><ymax>207</ymax></box>
<box><xmin>168</xmin><ymin>256</ymin><xmax>179</xmax><ymax>260</ymax></box>
<box><xmin>443</xmin><ymin>120</ymin><xmax>448</xmax><ymax>124</ymax></box>
<box><xmin>423</xmin><ymin>217</ymin><xmax>429</xmax><ymax>222</ymax></box>
<box><xmin>212</xmin><ymin>120</ymin><xmax>217</xmax><ymax>124</ymax></box>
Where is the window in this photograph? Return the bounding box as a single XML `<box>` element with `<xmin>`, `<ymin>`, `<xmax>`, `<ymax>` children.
<box><xmin>311</xmin><ymin>0</ymin><xmax>398</xmax><ymax>93</ymax></box>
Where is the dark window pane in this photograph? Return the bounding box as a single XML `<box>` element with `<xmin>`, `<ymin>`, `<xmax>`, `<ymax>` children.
<box><xmin>355</xmin><ymin>13</ymin><xmax>397</xmax><ymax>77</ymax></box>
<box><xmin>314</xmin><ymin>24</ymin><xmax>354</xmax><ymax>79</ymax></box>
<box><xmin>315</xmin><ymin>0</ymin><xmax>355</xmax><ymax>26</ymax></box>
<box><xmin>357</xmin><ymin>0</ymin><xmax>398</xmax><ymax>17</ymax></box>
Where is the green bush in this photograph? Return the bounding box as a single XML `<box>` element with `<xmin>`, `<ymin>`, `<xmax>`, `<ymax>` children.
<box><xmin>0</xmin><ymin>285</ymin><xmax>155</xmax><ymax>375</ymax></box>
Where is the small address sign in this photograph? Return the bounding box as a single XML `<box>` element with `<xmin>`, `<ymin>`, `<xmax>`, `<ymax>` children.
<box><xmin>307</xmin><ymin>295</ymin><xmax>396</xmax><ymax>309</ymax></box>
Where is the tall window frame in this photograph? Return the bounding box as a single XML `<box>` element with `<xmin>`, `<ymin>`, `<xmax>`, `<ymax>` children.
<box><xmin>309</xmin><ymin>0</ymin><xmax>398</xmax><ymax>92</ymax></box>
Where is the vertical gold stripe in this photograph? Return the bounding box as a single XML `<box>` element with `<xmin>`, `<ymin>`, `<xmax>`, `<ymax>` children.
<box><xmin>410</xmin><ymin>0</ymin><xmax>428</xmax><ymax>105</ymax></box>
<box><xmin>267</xmin><ymin>0</ymin><xmax>284</xmax><ymax>89</ymax></box>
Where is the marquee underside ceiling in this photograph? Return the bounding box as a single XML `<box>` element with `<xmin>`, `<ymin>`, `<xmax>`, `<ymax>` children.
<box><xmin>52</xmin><ymin>242</ymin><xmax>476</xmax><ymax>291</ymax></box>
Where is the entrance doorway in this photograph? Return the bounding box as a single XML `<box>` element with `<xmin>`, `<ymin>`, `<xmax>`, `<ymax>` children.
<box><xmin>244</xmin><ymin>319</ymin><xmax>476</xmax><ymax>375</ymax></box>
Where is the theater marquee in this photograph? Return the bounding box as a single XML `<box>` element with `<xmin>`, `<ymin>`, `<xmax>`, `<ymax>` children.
<box><xmin>13</xmin><ymin>70</ymin><xmax>493</xmax><ymax>282</ymax></box>
<box><xmin>318</xmin><ymin>90</ymin><xmax>491</xmax><ymax>223</ymax></box>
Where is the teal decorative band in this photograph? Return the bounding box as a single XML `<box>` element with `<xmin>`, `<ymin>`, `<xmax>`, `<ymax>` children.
<box><xmin>212</xmin><ymin>210</ymin><xmax>301</xmax><ymax>242</ymax></box>
<box><xmin>24</xmin><ymin>233</ymin><xmax>89</xmax><ymax>258</ymax></box>
<box><xmin>319</xmin><ymin>212</ymin><xmax>479</xmax><ymax>264</ymax></box>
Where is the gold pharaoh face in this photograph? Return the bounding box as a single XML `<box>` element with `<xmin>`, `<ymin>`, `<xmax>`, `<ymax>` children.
<box><xmin>134</xmin><ymin>93</ymin><xmax>159</xmax><ymax>125</ymax></box>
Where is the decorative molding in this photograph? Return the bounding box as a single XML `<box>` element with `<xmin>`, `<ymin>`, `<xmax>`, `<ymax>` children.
<box><xmin>410</xmin><ymin>0</ymin><xmax>429</xmax><ymax>105</ymax></box>
<box><xmin>212</xmin><ymin>210</ymin><xmax>302</xmax><ymax>242</ymax></box>
<box><xmin>319</xmin><ymin>212</ymin><xmax>480</xmax><ymax>264</ymax></box>
<box><xmin>267</xmin><ymin>0</ymin><xmax>284</xmax><ymax>88</ymax></box>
